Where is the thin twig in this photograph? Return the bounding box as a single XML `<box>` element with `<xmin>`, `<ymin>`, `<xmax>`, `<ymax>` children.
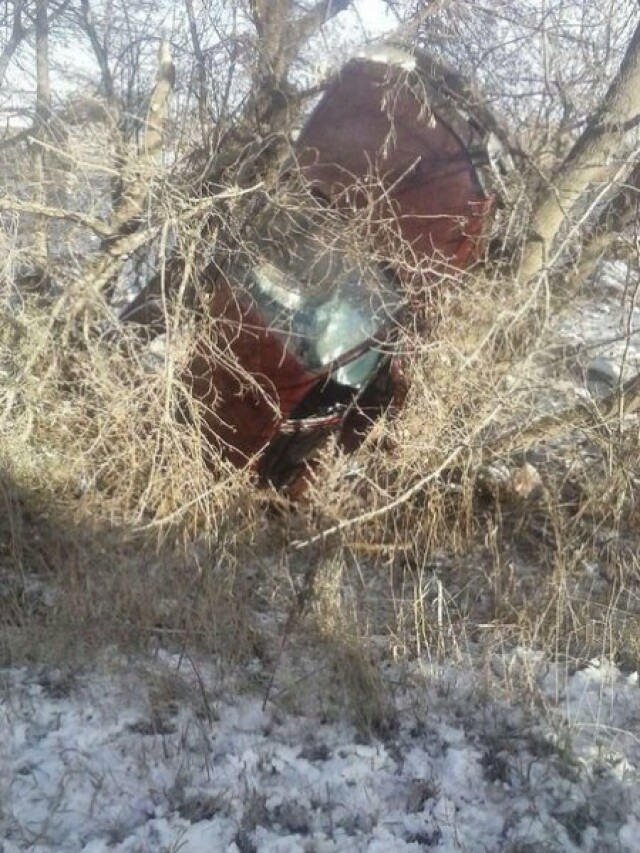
<box><xmin>293</xmin><ymin>405</ymin><xmax>502</xmax><ymax>550</ymax></box>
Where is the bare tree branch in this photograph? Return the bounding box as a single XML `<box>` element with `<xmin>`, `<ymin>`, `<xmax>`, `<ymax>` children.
<box><xmin>184</xmin><ymin>0</ymin><xmax>210</xmax><ymax>144</ymax></box>
<box><xmin>488</xmin><ymin>369</ymin><xmax>640</xmax><ymax>458</ymax></box>
<box><xmin>81</xmin><ymin>182</ymin><xmax>262</xmax><ymax>314</ymax></box>
<box><xmin>286</xmin><ymin>1</ymin><xmax>352</xmax><ymax>67</ymax></box>
<box><xmin>78</xmin><ymin>0</ymin><xmax>115</xmax><ymax>103</ymax></box>
<box><xmin>0</xmin><ymin>196</ymin><xmax>111</xmax><ymax>237</ymax></box>
<box><xmin>0</xmin><ymin>0</ymin><xmax>27</xmax><ymax>91</ymax></box>
<box><xmin>0</xmin><ymin>0</ymin><xmax>71</xmax><ymax>92</ymax></box>
<box><xmin>102</xmin><ymin>39</ymin><xmax>175</xmax><ymax>250</ymax></box>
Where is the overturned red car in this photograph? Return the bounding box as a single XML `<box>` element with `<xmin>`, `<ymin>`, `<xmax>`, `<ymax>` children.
<box><xmin>124</xmin><ymin>48</ymin><xmax>509</xmax><ymax>489</ymax></box>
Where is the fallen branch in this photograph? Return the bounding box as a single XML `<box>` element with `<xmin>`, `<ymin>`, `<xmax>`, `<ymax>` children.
<box><xmin>488</xmin><ymin>370</ymin><xmax>640</xmax><ymax>457</ymax></box>
<box><xmin>0</xmin><ymin>196</ymin><xmax>111</xmax><ymax>238</ymax></box>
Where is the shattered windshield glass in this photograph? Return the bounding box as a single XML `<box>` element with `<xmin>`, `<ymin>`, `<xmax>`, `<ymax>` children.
<box><xmin>240</xmin><ymin>230</ymin><xmax>401</xmax><ymax>384</ymax></box>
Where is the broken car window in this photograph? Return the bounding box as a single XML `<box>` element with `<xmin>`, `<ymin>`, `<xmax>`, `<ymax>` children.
<box><xmin>242</xmin><ymin>233</ymin><xmax>401</xmax><ymax>385</ymax></box>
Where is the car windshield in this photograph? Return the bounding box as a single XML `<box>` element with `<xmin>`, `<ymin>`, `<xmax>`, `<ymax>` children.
<box><xmin>241</xmin><ymin>232</ymin><xmax>400</xmax><ymax>382</ymax></box>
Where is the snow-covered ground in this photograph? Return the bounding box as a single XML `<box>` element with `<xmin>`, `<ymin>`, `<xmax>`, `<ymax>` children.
<box><xmin>2</xmin><ymin>649</ymin><xmax>639</xmax><ymax>852</ymax></box>
<box><xmin>551</xmin><ymin>261</ymin><xmax>640</xmax><ymax>388</ymax></box>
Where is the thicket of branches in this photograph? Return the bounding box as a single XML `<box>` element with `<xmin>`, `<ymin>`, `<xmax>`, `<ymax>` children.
<box><xmin>1</xmin><ymin>1</ymin><xmax>640</xmax><ymax>673</ymax></box>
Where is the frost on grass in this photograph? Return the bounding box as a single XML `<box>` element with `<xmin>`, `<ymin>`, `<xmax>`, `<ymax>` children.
<box><xmin>1</xmin><ymin>650</ymin><xmax>638</xmax><ymax>853</ymax></box>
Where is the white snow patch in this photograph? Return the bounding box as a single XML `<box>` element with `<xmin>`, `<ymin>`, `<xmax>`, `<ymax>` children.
<box><xmin>1</xmin><ymin>651</ymin><xmax>639</xmax><ymax>852</ymax></box>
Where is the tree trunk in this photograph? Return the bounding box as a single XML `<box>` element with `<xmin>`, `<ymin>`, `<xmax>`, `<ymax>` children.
<box><xmin>31</xmin><ymin>0</ymin><xmax>52</xmax><ymax>266</ymax></box>
<box><xmin>519</xmin><ymin>19</ymin><xmax>640</xmax><ymax>280</ymax></box>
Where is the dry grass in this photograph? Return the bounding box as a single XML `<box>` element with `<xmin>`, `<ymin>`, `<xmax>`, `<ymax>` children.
<box><xmin>1</xmin><ymin>203</ymin><xmax>640</xmax><ymax>734</ymax></box>
<box><xmin>290</xmin><ymin>262</ymin><xmax>640</xmax><ymax>704</ymax></box>
<box><xmin>0</xmin><ymin>256</ymin><xmax>270</xmax><ymax>670</ymax></box>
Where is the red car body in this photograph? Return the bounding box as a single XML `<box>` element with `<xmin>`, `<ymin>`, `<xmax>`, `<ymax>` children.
<box><xmin>126</xmin><ymin>51</ymin><xmax>507</xmax><ymax>488</ymax></box>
